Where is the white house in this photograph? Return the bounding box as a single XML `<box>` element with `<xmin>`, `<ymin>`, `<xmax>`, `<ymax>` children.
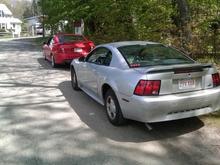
<box><xmin>0</xmin><ymin>4</ymin><xmax>22</xmax><ymax>37</ymax></box>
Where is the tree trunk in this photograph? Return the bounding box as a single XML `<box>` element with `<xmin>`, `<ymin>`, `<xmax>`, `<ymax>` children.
<box><xmin>175</xmin><ymin>0</ymin><xmax>192</xmax><ymax>51</ymax></box>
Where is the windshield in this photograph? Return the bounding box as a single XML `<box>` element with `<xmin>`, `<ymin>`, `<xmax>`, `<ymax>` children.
<box><xmin>58</xmin><ymin>35</ymin><xmax>85</xmax><ymax>43</ymax></box>
<box><xmin>118</xmin><ymin>44</ymin><xmax>195</xmax><ymax>68</ymax></box>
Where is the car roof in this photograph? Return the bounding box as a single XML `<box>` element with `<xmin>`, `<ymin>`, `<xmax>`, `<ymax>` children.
<box><xmin>55</xmin><ymin>33</ymin><xmax>83</xmax><ymax>36</ymax></box>
<box><xmin>99</xmin><ymin>41</ymin><xmax>160</xmax><ymax>48</ymax></box>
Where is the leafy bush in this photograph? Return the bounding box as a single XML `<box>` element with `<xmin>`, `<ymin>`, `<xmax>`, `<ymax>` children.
<box><xmin>38</xmin><ymin>0</ymin><xmax>220</xmax><ymax>58</ymax></box>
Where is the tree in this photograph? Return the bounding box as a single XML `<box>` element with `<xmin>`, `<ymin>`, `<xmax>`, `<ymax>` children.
<box><xmin>37</xmin><ymin>0</ymin><xmax>220</xmax><ymax>56</ymax></box>
<box><xmin>32</xmin><ymin>0</ymin><xmax>40</xmax><ymax>16</ymax></box>
<box><xmin>23</xmin><ymin>6</ymin><xmax>33</xmax><ymax>18</ymax></box>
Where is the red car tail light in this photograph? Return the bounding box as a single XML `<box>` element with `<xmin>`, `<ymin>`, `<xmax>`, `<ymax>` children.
<box><xmin>58</xmin><ymin>47</ymin><xmax>65</xmax><ymax>53</ymax></box>
<box><xmin>88</xmin><ymin>41</ymin><xmax>95</xmax><ymax>49</ymax></box>
<box><xmin>134</xmin><ymin>80</ymin><xmax>161</xmax><ymax>96</ymax></box>
<box><xmin>212</xmin><ymin>73</ymin><xmax>220</xmax><ymax>87</ymax></box>
<box><xmin>89</xmin><ymin>41</ymin><xmax>95</xmax><ymax>47</ymax></box>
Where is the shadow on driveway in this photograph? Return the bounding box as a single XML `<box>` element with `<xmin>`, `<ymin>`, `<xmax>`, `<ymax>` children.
<box><xmin>37</xmin><ymin>58</ymin><xmax>70</xmax><ymax>71</ymax></box>
<box><xmin>0</xmin><ymin>40</ymin><xmax>40</xmax><ymax>53</ymax></box>
<box><xmin>58</xmin><ymin>81</ymin><xmax>204</xmax><ymax>143</ymax></box>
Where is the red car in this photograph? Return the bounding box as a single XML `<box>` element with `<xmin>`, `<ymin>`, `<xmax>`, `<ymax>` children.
<box><xmin>42</xmin><ymin>33</ymin><xmax>95</xmax><ymax>67</ymax></box>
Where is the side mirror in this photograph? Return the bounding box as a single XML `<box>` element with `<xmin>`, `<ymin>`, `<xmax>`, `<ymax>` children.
<box><xmin>78</xmin><ymin>56</ymin><xmax>85</xmax><ymax>62</ymax></box>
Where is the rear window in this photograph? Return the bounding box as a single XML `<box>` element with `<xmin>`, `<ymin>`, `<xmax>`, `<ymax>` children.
<box><xmin>118</xmin><ymin>44</ymin><xmax>194</xmax><ymax>67</ymax></box>
<box><xmin>58</xmin><ymin>35</ymin><xmax>85</xmax><ymax>43</ymax></box>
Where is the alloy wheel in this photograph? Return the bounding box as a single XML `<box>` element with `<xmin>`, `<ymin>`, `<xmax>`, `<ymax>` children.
<box><xmin>106</xmin><ymin>96</ymin><xmax>117</xmax><ymax>120</ymax></box>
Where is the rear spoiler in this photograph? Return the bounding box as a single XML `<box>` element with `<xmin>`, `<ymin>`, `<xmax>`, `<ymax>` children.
<box><xmin>146</xmin><ymin>64</ymin><xmax>213</xmax><ymax>74</ymax></box>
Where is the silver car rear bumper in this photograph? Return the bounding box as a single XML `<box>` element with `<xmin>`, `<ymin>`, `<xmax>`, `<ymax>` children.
<box><xmin>120</xmin><ymin>87</ymin><xmax>220</xmax><ymax>123</ymax></box>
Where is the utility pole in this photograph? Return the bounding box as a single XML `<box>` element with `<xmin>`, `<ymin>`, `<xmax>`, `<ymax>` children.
<box><xmin>42</xmin><ymin>0</ymin><xmax>45</xmax><ymax>38</ymax></box>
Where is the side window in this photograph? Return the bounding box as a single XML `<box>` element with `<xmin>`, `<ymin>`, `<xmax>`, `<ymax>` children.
<box><xmin>86</xmin><ymin>47</ymin><xmax>112</xmax><ymax>66</ymax></box>
<box><xmin>103</xmin><ymin>51</ymin><xmax>112</xmax><ymax>66</ymax></box>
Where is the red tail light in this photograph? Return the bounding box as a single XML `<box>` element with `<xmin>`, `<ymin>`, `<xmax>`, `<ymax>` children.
<box><xmin>134</xmin><ymin>80</ymin><xmax>161</xmax><ymax>96</ymax></box>
<box><xmin>212</xmin><ymin>73</ymin><xmax>220</xmax><ymax>87</ymax></box>
<box><xmin>58</xmin><ymin>47</ymin><xmax>65</xmax><ymax>53</ymax></box>
<box><xmin>88</xmin><ymin>41</ymin><xmax>95</xmax><ymax>50</ymax></box>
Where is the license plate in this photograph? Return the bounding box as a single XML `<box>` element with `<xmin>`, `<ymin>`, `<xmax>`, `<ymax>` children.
<box><xmin>178</xmin><ymin>79</ymin><xmax>196</xmax><ymax>89</ymax></box>
<box><xmin>74</xmin><ymin>48</ymin><xmax>82</xmax><ymax>53</ymax></box>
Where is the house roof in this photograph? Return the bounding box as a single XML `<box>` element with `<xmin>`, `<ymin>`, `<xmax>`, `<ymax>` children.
<box><xmin>0</xmin><ymin>4</ymin><xmax>12</xmax><ymax>15</ymax></box>
<box><xmin>10</xmin><ymin>17</ymin><xmax>22</xmax><ymax>24</ymax></box>
<box><xmin>0</xmin><ymin>17</ymin><xmax>22</xmax><ymax>24</ymax></box>
<box><xmin>24</xmin><ymin>16</ymin><xmax>41</xmax><ymax>20</ymax></box>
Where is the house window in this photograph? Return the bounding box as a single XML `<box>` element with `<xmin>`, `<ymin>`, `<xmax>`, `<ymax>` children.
<box><xmin>0</xmin><ymin>10</ymin><xmax>4</xmax><ymax>17</ymax></box>
<box><xmin>1</xmin><ymin>23</ymin><xmax>6</xmax><ymax>30</ymax></box>
<box><xmin>13</xmin><ymin>24</ymin><xmax>15</xmax><ymax>28</ymax></box>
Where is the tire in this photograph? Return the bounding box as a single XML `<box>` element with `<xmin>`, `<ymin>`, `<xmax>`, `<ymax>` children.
<box><xmin>105</xmin><ymin>89</ymin><xmax>127</xmax><ymax>126</ymax></box>
<box><xmin>71</xmin><ymin>67</ymin><xmax>80</xmax><ymax>90</ymax></box>
<box><xmin>51</xmin><ymin>56</ymin><xmax>57</xmax><ymax>68</ymax></box>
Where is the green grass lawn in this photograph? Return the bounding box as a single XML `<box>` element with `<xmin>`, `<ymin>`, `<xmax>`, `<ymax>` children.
<box><xmin>0</xmin><ymin>34</ymin><xmax>13</xmax><ymax>39</ymax></box>
<box><xmin>31</xmin><ymin>37</ymin><xmax>49</xmax><ymax>46</ymax></box>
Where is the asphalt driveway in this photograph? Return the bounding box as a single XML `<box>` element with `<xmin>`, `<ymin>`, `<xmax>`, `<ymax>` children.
<box><xmin>0</xmin><ymin>38</ymin><xmax>220</xmax><ymax>165</ymax></box>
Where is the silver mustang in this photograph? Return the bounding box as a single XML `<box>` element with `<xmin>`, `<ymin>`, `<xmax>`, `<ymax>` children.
<box><xmin>70</xmin><ymin>41</ymin><xmax>220</xmax><ymax>126</ymax></box>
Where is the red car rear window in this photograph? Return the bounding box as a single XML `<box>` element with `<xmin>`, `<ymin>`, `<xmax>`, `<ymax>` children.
<box><xmin>58</xmin><ymin>35</ymin><xmax>85</xmax><ymax>43</ymax></box>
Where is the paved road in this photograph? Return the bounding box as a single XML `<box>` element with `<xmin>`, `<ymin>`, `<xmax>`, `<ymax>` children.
<box><xmin>0</xmin><ymin>38</ymin><xmax>220</xmax><ymax>165</ymax></box>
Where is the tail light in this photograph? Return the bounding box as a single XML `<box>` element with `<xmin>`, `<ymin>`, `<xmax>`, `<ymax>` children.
<box><xmin>134</xmin><ymin>80</ymin><xmax>161</xmax><ymax>96</ymax></box>
<box><xmin>88</xmin><ymin>41</ymin><xmax>95</xmax><ymax>50</ymax></box>
<box><xmin>58</xmin><ymin>47</ymin><xmax>65</xmax><ymax>53</ymax></box>
<box><xmin>212</xmin><ymin>73</ymin><xmax>220</xmax><ymax>87</ymax></box>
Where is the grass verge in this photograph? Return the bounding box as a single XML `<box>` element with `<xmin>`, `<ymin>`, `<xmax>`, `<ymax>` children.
<box><xmin>31</xmin><ymin>37</ymin><xmax>50</xmax><ymax>46</ymax></box>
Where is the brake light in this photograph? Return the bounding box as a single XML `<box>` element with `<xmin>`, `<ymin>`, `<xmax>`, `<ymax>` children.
<box><xmin>88</xmin><ymin>42</ymin><xmax>95</xmax><ymax>48</ymax></box>
<box><xmin>212</xmin><ymin>73</ymin><xmax>220</xmax><ymax>87</ymax></box>
<box><xmin>58</xmin><ymin>48</ymin><xmax>65</xmax><ymax>53</ymax></box>
<box><xmin>134</xmin><ymin>80</ymin><xmax>161</xmax><ymax>96</ymax></box>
